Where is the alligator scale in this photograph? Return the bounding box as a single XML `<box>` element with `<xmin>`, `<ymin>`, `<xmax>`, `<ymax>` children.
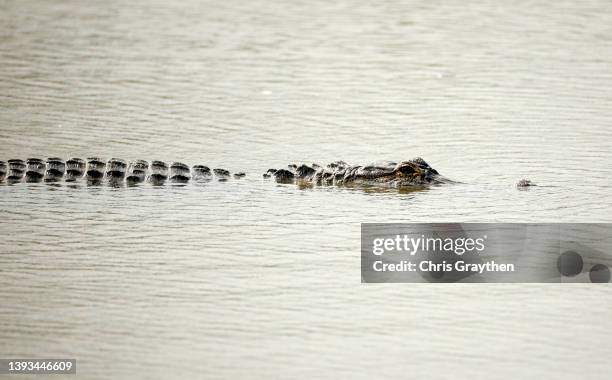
<box><xmin>0</xmin><ymin>157</ymin><xmax>446</xmax><ymax>187</ymax></box>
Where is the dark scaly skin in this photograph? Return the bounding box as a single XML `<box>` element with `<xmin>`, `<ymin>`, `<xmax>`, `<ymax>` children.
<box><xmin>266</xmin><ymin>158</ymin><xmax>446</xmax><ymax>187</ymax></box>
<box><xmin>0</xmin><ymin>158</ymin><xmax>235</xmax><ymax>184</ymax></box>
<box><xmin>1</xmin><ymin>157</ymin><xmax>456</xmax><ymax>188</ymax></box>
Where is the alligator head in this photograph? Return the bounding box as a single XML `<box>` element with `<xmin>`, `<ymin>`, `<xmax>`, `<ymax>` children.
<box><xmin>387</xmin><ymin>158</ymin><xmax>441</xmax><ymax>185</ymax></box>
<box><xmin>269</xmin><ymin>157</ymin><xmax>446</xmax><ymax>187</ymax></box>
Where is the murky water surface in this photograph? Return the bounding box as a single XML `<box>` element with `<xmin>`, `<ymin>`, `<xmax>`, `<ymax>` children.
<box><xmin>1</xmin><ymin>0</ymin><xmax>611</xmax><ymax>378</ymax></box>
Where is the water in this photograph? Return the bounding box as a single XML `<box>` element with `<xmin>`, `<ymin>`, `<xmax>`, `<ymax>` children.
<box><xmin>1</xmin><ymin>0</ymin><xmax>612</xmax><ymax>378</ymax></box>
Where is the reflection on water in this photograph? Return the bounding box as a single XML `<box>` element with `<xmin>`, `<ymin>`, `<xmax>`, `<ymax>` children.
<box><xmin>1</xmin><ymin>0</ymin><xmax>612</xmax><ymax>379</ymax></box>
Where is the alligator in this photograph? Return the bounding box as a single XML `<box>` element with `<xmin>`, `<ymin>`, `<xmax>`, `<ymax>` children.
<box><xmin>0</xmin><ymin>157</ymin><xmax>446</xmax><ymax>188</ymax></box>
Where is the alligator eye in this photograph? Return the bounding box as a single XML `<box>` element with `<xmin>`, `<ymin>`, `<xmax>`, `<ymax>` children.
<box><xmin>398</xmin><ymin>165</ymin><xmax>416</xmax><ymax>175</ymax></box>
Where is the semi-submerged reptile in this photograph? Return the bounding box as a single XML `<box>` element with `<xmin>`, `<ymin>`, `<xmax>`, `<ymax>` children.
<box><xmin>0</xmin><ymin>157</ymin><xmax>450</xmax><ymax>187</ymax></box>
